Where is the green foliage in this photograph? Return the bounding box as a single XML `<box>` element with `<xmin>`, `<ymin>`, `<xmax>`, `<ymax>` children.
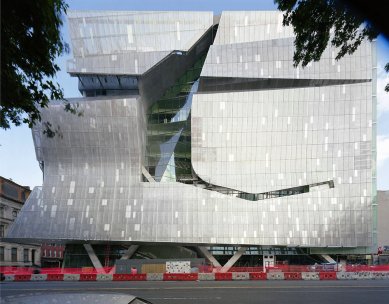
<box><xmin>275</xmin><ymin>0</ymin><xmax>388</xmax><ymax>92</ymax></box>
<box><xmin>275</xmin><ymin>0</ymin><xmax>379</xmax><ymax>66</ymax></box>
<box><xmin>1</xmin><ymin>0</ymin><xmax>80</xmax><ymax>134</ymax></box>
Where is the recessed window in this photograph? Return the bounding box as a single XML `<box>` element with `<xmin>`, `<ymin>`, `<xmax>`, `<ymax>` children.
<box><xmin>0</xmin><ymin>247</ymin><xmax>4</xmax><ymax>261</ymax></box>
<box><xmin>23</xmin><ymin>249</ymin><xmax>29</xmax><ymax>262</ymax></box>
<box><xmin>0</xmin><ymin>225</ymin><xmax>4</xmax><ymax>238</ymax></box>
<box><xmin>11</xmin><ymin>248</ymin><xmax>17</xmax><ymax>262</ymax></box>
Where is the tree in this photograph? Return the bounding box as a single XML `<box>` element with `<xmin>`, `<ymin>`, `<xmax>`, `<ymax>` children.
<box><xmin>275</xmin><ymin>0</ymin><xmax>388</xmax><ymax>92</ymax></box>
<box><xmin>1</xmin><ymin>0</ymin><xmax>80</xmax><ymax>136</ymax></box>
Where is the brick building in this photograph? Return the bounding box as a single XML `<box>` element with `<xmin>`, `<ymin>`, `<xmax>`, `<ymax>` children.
<box><xmin>0</xmin><ymin>177</ymin><xmax>41</xmax><ymax>267</ymax></box>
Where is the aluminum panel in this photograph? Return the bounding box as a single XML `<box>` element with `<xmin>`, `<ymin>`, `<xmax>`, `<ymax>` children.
<box><xmin>67</xmin><ymin>11</ymin><xmax>213</xmax><ymax>75</ymax></box>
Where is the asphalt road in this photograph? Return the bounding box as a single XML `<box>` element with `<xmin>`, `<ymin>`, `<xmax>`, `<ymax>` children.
<box><xmin>1</xmin><ymin>280</ymin><xmax>389</xmax><ymax>304</ymax></box>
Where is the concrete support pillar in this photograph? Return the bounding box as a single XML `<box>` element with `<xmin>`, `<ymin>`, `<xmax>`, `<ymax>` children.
<box><xmin>321</xmin><ymin>254</ymin><xmax>336</xmax><ymax>264</ymax></box>
<box><xmin>142</xmin><ymin>166</ymin><xmax>155</xmax><ymax>182</ymax></box>
<box><xmin>198</xmin><ymin>246</ymin><xmax>221</xmax><ymax>268</ymax></box>
<box><xmin>120</xmin><ymin>245</ymin><xmax>139</xmax><ymax>260</ymax></box>
<box><xmin>83</xmin><ymin>244</ymin><xmax>105</xmax><ymax>274</ymax></box>
<box><xmin>220</xmin><ymin>247</ymin><xmax>248</xmax><ymax>273</ymax></box>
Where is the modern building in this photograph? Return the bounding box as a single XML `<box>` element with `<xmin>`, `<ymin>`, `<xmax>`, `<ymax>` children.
<box><xmin>0</xmin><ymin>177</ymin><xmax>41</xmax><ymax>267</ymax></box>
<box><xmin>7</xmin><ymin>11</ymin><xmax>376</xmax><ymax>269</ymax></box>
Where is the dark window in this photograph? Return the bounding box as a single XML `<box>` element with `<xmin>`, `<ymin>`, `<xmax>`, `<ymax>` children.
<box><xmin>11</xmin><ymin>248</ymin><xmax>17</xmax><ymax>262</ymax></box>
<box><xmin>0</xmin><ymin>206</ymin><xmax>4</xmax><ymax>218</ymax></box>
<box><xmin>12</xmin><ymin>209</ymin><xmax>18</xmax><ymax>217</ymax></box>
<box><xmin>0</xmin><ymin>225</ymin><xmax>4</xmax><ymax>237</ymax></box>
<box><xmin>23</xmin><ymin>249</ymin><xmax>29</xmax><ymax>262</ymax></box>
<box><xmin>31</xmin><ymin>250</ymin><xmax>36</xmax><ymax>265</ymax></box>
<box><xmin>0</xmin><ymin>247</ymin><xmax>4</xmax><ymax>261</ymax></box>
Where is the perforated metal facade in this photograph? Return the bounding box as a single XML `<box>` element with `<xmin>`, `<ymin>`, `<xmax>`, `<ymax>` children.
<box><xmin>7</xmin><ymin>11</ymin><xmax>376</xmax><ymax>252</ymax></box>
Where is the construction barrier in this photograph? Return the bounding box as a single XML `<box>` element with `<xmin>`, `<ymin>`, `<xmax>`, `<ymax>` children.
<box><xmin>47</xmin><ymin>274</ymin><xmax>64</xmax><ymax>281</ymax></box>
<box><xmin>14</xmin><ymin>274</ymin><xmax>31</xmax><ymax>281</ymax></box>
<box><xmin>319</xmin><ymin>272</ymin><xmax>337</xmax><ymax>280</ymax></box>
<box><xmin>4</xmin><ymin>269</ymin><xmax>389</xmax><ymax>282</ymax></box>
<box><xmin>4</xmin><ymin>274</ymin><xmax>15</xmax><ymax>281</ymax></box>
<box><xmin>284</xmin><ymin>272</ymin><xmax>302</xmax><ymax>280</ymax></box>
<box><xmin>79</xmin><ymin>274</ymin><xmax>97</xmax><ymax>281</ymax></box>
<box><xmin>163</xmin><ymin>273</ymin><xmax>198</xmax><ymax>281</ymax></box>
<box><xmin>354</xmin><ymin>272</ymin><xmax>373</xmax><ymax>280</ymax></box>
<box><xmin>113</xmin><ymin>274</ymin><xmax>132</xmax><ymax>281</ymax></box>
<box><xmin>372</xmin><ymin>272</ymin><xmax>389</xmax><ymax>280</ymax></box>
<box><xmin>63</xmin><ymin>274</ymin><xmax>80</xmax><ymax>281</ymax></box>
<box><xmin>146</xmin><ymin>273</ymin><xmax>163</xmax><ymax>281</ymax></box>
<box><xmin>336</xmin><ymin>272</ymin><xmax>355</xmax><ymax>280</ymax></box>
<box><xmin>3</xmin><ymin>265</ymin><xmax>389</xmax><ymax>275</ymax></box>
<box><xmin>267</xmin><ymin>272</ymin><xmax>284</xmax><ymax>280</ymax></box>
<box><xmin>232</xmin><ymin>272</ymin><xmax>249</xmax><ymax>280</ymax></box>
<box><xmin>215</xmin><ymin>272</ymin><xmax>232</xmax><ymax>281</ymax></box>
<box><xmin>127</xmin><ymin>274</ymin><xmax>147</xmax><ymax>281</ymax></box>
<box><xmin>198</xmin><ymin>273</ymin><xmax>215</xmax><ymax>281</ymax></box>
<box><xmin>249</xmin><ymin>272</ymin><xmax>267</xmax><ymax>280</ymax></box>
<box><xmin>112</xmin><ymin>273</ymin><xmax>147</xmax><ymax>281</ymax></box>
<box><xmin>30</xmin><ymin>274</ymin><xmax>47</xmax><ymax>281</ymax></box>
<box><xmin>96</xmin><ymin>274</ymin><xmax>113</xmax><ymax>281</ymax></box>
<box><xmin>301</xmin><ymin>272</ymin><xmax>319</xmax><ymax>280</ymax></box>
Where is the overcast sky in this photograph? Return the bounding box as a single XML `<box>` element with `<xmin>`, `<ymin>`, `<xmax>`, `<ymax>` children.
<box><xmin>1</xmin><ymin>0</ymin><xmax>388</xmax><ymax>190</ymax></box>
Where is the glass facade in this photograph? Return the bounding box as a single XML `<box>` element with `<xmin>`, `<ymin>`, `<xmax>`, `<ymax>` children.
<box><xmin>7</xmin><ymin>11</ymin><xmax>375</xmax><ymax>253</ymax></box>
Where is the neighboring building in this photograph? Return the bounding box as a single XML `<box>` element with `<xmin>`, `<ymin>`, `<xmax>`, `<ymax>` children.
<box><xmin>377</xmin><ymin>191</ymin><xmax>389</xmax><ymax>250</ymax></box>
<box><xmin>0</xmin><ymin>177</ymin><xmax>41</xmax><ymax>267</ymax></box>
<box><xmin>41</xmin><ymin>243</ymin><xmax>65</xmax><ymax>268</ymax></box>
<box><xmin>7</xmin><ymin>11</ymin><xmax>376</xmax><ymax>267</ymax></box>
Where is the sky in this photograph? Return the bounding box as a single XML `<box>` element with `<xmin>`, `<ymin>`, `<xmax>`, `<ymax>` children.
<box><xmin>0</xmin><ymin>0</ymin><xmax>388</xmax><ymax>190</ymax></box>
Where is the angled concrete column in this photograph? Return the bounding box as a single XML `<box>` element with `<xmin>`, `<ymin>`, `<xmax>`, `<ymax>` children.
<box><xmin>198</xmin><ymin>246</ymin><xmax>221</xmax><ymax>267</ymax></box>
<box><xmin>120</xmin><ymin>245</ymin><xmax>139</xmax><ymax>260</ymax></box>
<box><xmin>142</xmin><ymin>166</ymin><xmax>156</xmax><ymax>182</ymax></box>
<box><xmin>83</xmin><ymin>244</ymin><xmax>105</xmax><ymax>274</ymax></box>
<box><xmin>220</xmin><ymin>246</ymin><xmax>248</xmax><ymax>273</ymax></box>
<box><xmin>321</xmin><ymin>254</ymin><xmax>336</xmax><ymax>263</ymax></box>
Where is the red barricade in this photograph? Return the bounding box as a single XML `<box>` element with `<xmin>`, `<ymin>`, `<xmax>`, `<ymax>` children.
<box><xmin>79</xmin><ymin>273</ymin><xmax>97</xmax><ymax>281</ymax></box>
<box><xmin>229</xmin><ymin>267</ymin><xmax>264</xmax><ymax>273</ymax></box>
<box><xmin>215</xmin><ymin>272</ymin><xmax>232</xmax><ymax>281</ymax></box>
<box><xmin>113</xmin><ymin>274</ymin><xmax>146</xmax><ymax>281</ymax></box>
<box><xmin>163</xmin><ymin>273</ymin><xmax>198</xmax><ymax>281</ymax></box>
<box><xmin>47</xmin><ymin>274</ymin><xmax>64</xmax><ymax>281</ymax></box>
<box><xmin>127</xmin><ymin>274</ymin><xmax>146</xmax><ymax>281</ymax></box>
<box><xmin>113</xmin><ymin>274</ymin><xmax>132</xmax><ymax>281</ymax></box>
<box><xmin>14</xmin><ymin>274</ymin><xmax>31</xmax><ymax>281</ymax></box>
<box><xmin>284</xmin><ymin>272</ymin><xmax>302</xmax><ymax>280</ymax></box>
<box><xmin>249</xmin><ymin>272</ymin><xmax>267</xmax><ymax>280</ymax></box>
<box><xmin>319</xmin><ymin>272</ymin><xmax>337</xmax><ymax>280</ymax></box>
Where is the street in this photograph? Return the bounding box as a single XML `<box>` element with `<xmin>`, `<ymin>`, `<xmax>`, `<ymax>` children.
<box><xmin>1</xmin><ymin>280</ymin><xmax>389</xmax><ymax>304</ymax></box>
